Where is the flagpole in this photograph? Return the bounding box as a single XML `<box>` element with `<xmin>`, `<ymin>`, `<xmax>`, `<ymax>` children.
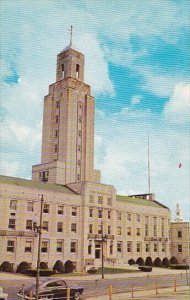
<box><xmin>147</xmin><ymin>133</ymin><xmax>151</xmax><ymax>193</ymax></box>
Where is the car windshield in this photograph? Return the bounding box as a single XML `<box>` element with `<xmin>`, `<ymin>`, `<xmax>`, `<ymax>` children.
<box><xmin>24</xmin><ymin>281</ymin><xmax>44</xmax><ymax>292</ymax></box>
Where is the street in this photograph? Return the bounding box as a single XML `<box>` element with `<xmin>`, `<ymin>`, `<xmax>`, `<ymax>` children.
<box><xmin>0</xmin><ymin>272</ymin><xmax>188</xmax><ymax>299</ymax></box>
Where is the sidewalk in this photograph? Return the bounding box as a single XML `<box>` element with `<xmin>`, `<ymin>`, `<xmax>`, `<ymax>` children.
<box><xmin>87</xmin><ymin>285</ymin><xmax>189</xmax><ymax>300</ymax></box>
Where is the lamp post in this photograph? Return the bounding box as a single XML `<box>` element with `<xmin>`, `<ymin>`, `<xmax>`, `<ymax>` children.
<box><xmin>32</xmin><ymin>195</ymin><xmax>44</xmax><ymax>300</ymax></box>
<box><xmin>101</xmin><ymin>221</ymin><xmax>105</xmax><ymax>279</ymax></box>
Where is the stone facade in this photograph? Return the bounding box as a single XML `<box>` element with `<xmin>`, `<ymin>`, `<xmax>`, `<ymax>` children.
<box><xmin>0</xmin><ymin>43</ymin><xmax>175</xmax><ymax>272</ymax></box>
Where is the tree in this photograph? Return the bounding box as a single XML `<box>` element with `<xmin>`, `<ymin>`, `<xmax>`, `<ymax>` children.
<box><xmin>162</xmin><ymin>257</ymin><xmax>170</xmax><ymax>268</ymax></box>
<box><xmin>128</xmin><ymin>259</ymin><xmax>136</xmax><ymax>265</ymax></box>
<box><xmin>154</xmin><ymin>257</ymin><xmax>163</xmax><ymax>267</ymax></box>
<box><xmin>0</xmin><ymin>261</ymin><xmax>14</xmax><ymax>273</ymax></box>
<box><xmin>16</xmin><ymin>261</ymin><xmax>31</xmax><ymax>274</ymax></box>
<box><xmin>64</xmin><ymin>260</ymin><xmax>76</xmax><ymax>273</ymax></box>
<box><xmin>40</xmin><ymin>262</ymin><xmax>48</xmax><ymax>269</ymax></box>
<box><xmin>136</xmin><ymin>257</ymin><xmax>145</xmax><ymax>266</ymax></box>
<box><xmin>170</xmin><ymin>256</ymin><xmax>178</xmax><ymax>265</ymax></box>
<box><xmin>145</xmin><ymin>257</ymin><xmax>153</xmax><ymax>266</ymax></box>
<box><xmin>53</xmin><ymin>260</ymin><xmax>64</xmax><ymax>273</ymax></box>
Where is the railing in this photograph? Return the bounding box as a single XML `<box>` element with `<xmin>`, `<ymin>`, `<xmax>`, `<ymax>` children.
<box><xmin>87</xmin><ymin>234</ymin><xmax>114</xmax><ymax>240</ymax></box>
<box><xmin>0</xmin><ymin>230</ymin><xmax>37</xmax><ymax>237</ymax></box>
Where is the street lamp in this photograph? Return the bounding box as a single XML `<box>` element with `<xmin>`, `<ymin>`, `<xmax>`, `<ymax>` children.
<box><xmin>101</xmin><ymin>221</ymin><xmax>107</xmax><ymax>279</ymax></box>
<box><xmin>32</xmin><ymin>195</ymin><xmax>44</xmax><ymax>300</ymax></box>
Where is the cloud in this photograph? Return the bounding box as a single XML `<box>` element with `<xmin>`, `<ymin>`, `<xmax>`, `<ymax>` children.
<box><xmin>131</xmin><ymin>95</ymin><xmax>142</xmax><ymax>105</ymax></box>
<box><xmin>164</xmin><ymin>82</ymin><xmax>190</xmax><ymax>122</ymax></box>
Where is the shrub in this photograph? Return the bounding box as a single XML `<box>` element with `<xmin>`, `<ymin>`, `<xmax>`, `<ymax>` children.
<box><xmin>0</xmin><ymin>261</ymin><xmax>14</xmax><ymax>273</ymax></box>
<box><xmin>162</xmin><ymin>257</ymin><xmax>170</xmax><ymax>268</ymax></box>
<box><xmin>145</xmin><ymin>257</ymin><xmax>153</xmax><ymax>266</ymax></box>
<box><xmin>138</xmin><ymin>266</ymin><xmax>152</xmax><ymax>272</ymax></box>
<box><xmin>64</xmin><ymin>260</ymin><xmax>76</xmax><ymax>273</ymax></box>
<box><xmin>87</xmin><ymin>267</ymin><xmax>97</xmax><ymax>274</ymax></box>
<box><xmin>170</xmin><ymin>264</ymin><xmax>189</xmax><ymax>270</ymax></box>
<box><xmin>16</xmin><ymin>261</ymin><xmax>31</xmax><ymax>274</ymax></box>
<box><xmin>128</xmin><ymin>259</ymin><xmax>136</xmax><ymax>265</ymax></box>
<box><xmin>40</xmin><ymin>262</ymin><xmax>48</xmax><ymax>269</ymax></box>
<box><xmin>154</xmin><ymin>257</ymin><xmax>163</xmax><ymax>267</ymax></box>
<box><xmin>170</xmin><ymin>256</ymin><xmax>178</xmax><ymax>265</ymax></box>
<box><xmin>25</xmin><ymin>269</ymin><xmax>56</xmax><ymax>276</ymax></box>
<box><xmin>53</xmin><ymin>260</ymin><xmax>64</xmax><ymax>273</ymax></box>
<box><xmin>136</xmin><ymin>257</ymin><xmax>145</xmax><ymax>266</ymax></box>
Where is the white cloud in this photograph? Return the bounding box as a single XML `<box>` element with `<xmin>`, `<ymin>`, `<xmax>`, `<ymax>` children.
<box><xmin>131</xmin><ymin>95</ymin><xmax>142</xmax><ymax>105</ymax></box>
<box><xmin>164</xmin><ymin>82</ymin><xmax>190</xmax><ymax>122</ymax></box>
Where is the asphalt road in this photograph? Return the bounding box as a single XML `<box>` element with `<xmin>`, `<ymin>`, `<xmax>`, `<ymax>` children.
<box><xmin>0</xmin><ymin>273</ymin><xmax>188</xmax><ymax>299</ymax></box>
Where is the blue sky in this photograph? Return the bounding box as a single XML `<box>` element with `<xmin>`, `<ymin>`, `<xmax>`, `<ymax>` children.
<box><xmin>1</xmin><ymin>0</ymin><xmax>190</xmax><ymax>220</ymax></box>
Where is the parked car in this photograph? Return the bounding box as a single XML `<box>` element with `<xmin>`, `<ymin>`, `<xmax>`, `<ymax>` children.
<box><xmin>17</xmin><ymin>279</ymin><xmax>84</xmax><ymax>300</ymax></box>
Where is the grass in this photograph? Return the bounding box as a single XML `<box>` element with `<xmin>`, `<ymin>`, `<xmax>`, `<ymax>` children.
<box><xmin>96</xmin><ymin>267</ymin><xmax>139</xmax><ymax>274</ymax></box>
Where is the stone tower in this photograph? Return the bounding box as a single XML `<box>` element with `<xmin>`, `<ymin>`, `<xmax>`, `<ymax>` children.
<box><xmin>32</xmin><ymin>44</ymin><xmax>100</xmax><ymax>185</ymax></box>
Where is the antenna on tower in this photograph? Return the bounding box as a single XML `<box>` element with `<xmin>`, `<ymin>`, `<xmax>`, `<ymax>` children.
<box><xmin>147</xmin><ymin>132</ymin><xmax>151</xmax><ymax>193</ymax></box>
<box><xmin>69</xmin><ymin>25</ymin><xmax>73</xmax><ymax>47</ymax></box>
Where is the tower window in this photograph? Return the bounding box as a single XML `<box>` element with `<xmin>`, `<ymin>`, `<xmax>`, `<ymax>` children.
<box><xmin>76</xmin><ymin>64</ymin><xmax>80</xmax><ymax>78</ymax></box>
<box><xmin>54</xmin><ymin>145</ymin><xmax>58</xmax><ymax>153</ymax></box>
<box><xmin>61</xmin><ymin>64</ymin><xmax>65</xmax><ymax>78</ymax></box>
<box><xmin>55</xmin><ymin>115</ymin><xmax>59</xmax><ymax>124</ymax></box>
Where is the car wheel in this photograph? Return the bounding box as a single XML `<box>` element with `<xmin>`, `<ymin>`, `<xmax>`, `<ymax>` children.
<box><xmin>73</xmin><ymin>292</ymin><xmax>81</xmax><ymax>300</ymax></box>
<box><xmin>38</xmin><ymin>294</ymin><xmax>53</xmax><ymax>300</ymax></box>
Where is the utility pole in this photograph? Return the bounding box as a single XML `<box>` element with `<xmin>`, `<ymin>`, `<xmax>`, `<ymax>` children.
<box><xmin>33</xmin><ymin>195</ymin><xmax>44</xmax><ymax>300</ymax></box>
<box><xmin>101</xmin><ymin>221</ymin><xmax>104</xmax><ymax>279</ymax></box>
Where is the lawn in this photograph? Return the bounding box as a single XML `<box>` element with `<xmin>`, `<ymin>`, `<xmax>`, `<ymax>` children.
<box><xmin>96</xmin><ymin>267</ymin><xmax>139</xmax><ymax>274</ymax></box>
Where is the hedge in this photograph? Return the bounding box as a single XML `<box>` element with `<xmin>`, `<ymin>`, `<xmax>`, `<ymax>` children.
<box><xmin>16</xmin><ymin>261</ymin><xmax>31</xmax><ymax>274</ymax></box>
<box><xmin>25</xmin><ymin>269</ymin><xmax>56</xmax><ymax>276</ymax></box>
<box><xmin>136</xmin><ymin>257</ymin><xmax>145</xmax><ymax>266</ymax></box>
<box><xmin>53</xmin><ymin>260</ymin><xmax>64</xmax><ymax>273</ymax></box>
<box><xmin>64</xmin><ymin>260</ymin><xmax>76</xmax><ymax>273</ymax></box>
<box><xmin>128</xmin><ymin>259</ymin><xmax>136</xmax><ymax>265</ymax></box>
<box><xmin>0</xmin><ymin>261</ymin><xmax>14</xmax><ymax>273</ymax></box>
<box><xmin>40</xmin><ymin>262</ymin><xmax>49</xmax><ymax>269</ymax></box>
<box><xmin>170</xmin><ymin>264</ymin><xmax>189</xmax><ymax>270</ymax></box>
<box><xmin>138</xmin><ymin>266</ymin><xmax>152</xmax><ymax>272</ymax></box>
<box><xmin>145</xmin><ymin>257</ymin><xmax>153</xmax><ymax>267</ymax></box>
<box><xmin>154</xmin><ymin>257</ymin><xmax>163</xmax><ymax>267</ymax></box>
<box><xmin>162</xmin><ymin>257</ymin><xmax>170</xmax><ymax>268</ymax></box>
<box><xmin>170</xmin><ymin>256</ymin><xmax>178</xmax><ymax>265</ymax></box>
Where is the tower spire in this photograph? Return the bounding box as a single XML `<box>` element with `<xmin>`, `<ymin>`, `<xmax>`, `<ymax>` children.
<box><xmin>69</xmin><ymin>25</ymin><xmax>73</xmax><ymax>47</ymax></box>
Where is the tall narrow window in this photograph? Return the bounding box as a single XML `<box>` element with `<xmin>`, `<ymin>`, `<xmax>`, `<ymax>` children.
<box><xmin>61</xmin><ymin>63</ymin><xmax>64</xmax><ymax>78</ymax></box>
<box><xmin>10</xmin><ymin>200</ymin><xmax>17</xmax><ymax>210</ymax></box>
<box><xmin>76</xmin><ymin>64</ymin><xmax>79</xmax><ymax>78</ymax></box>
<box><xmin>9</xmin><ymin>219</ymin><xmax>16</xmax><ymax>230</ymax></box>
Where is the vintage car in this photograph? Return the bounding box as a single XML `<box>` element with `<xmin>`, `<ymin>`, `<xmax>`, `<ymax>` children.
<box><xmin>17</xmin><ymin>279</ymin><xmax>84</xmax><ymax>300</ymax></box>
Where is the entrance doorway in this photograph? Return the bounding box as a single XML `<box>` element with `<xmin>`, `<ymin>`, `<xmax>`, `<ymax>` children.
<box><xmin>95</xmin><ymin>242</ymin><xmax>101</xmax><ymax>259</ymax></box>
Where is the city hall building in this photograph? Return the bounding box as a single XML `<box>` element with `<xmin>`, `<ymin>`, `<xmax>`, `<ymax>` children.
<box><xmin>0</xmin><ymin>42</ymin><xmax>174</xmax><ymax>271</ymax></box>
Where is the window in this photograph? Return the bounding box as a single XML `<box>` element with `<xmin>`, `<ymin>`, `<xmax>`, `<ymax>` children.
<box><xmin>56</xmin><ymin>101</ymin><xmax>60</xmax><ymax>109</ymax></box>
<box><xmin>58</xmin><ymin>205</ymin><xmax>64</xmax><ymax>215</ymax></box>
<box><xmin>10</xmin><ymin>200</ymin><xmax>17</xmax><ymax>210</ymax></box>
<box><xmin>127</xmin><ymin>242</ymin><xmax>132</xmax><ymax>252</ymax></box>
<box><xmin>54</xmin><ymin>130</ymin><xmax>58</xmax><ymax>138</ymax></box>
<box><xmin>78</xmin><ymin>145</ymin><xmax>81</xmax><ymax>152</ymax></box>
<box><xmin>57</xmin><ymin>222</ymin><xmax>63</xmax><ymax>232</ymax></box>
<box><xmin>70</xmin><ymin>241</ymin><xmax>77</xmax><ymax>253</ymax></box>
<box><xmin>161</xmin><ymin>218</ymin><xmax>165</xmax><ymax>237</ymax></box>
<box><xmin>117</xmin><ymin>226</ymin><xmax>122</xmax><ymax>235</ymax></box>
<box><xmin>153</xmin><ymin>217</ymin><xmax>157</xmax><ymax>237</ymax></box>
<box><xmin>41</xmin><ymin>241</ymin><xmax>48</xmax><ymax>253</ymax></box>
<box><xmin>54</xmin><ymin>145</ymin><xmax>58</xmax><ymax>152</ymax></box>
<box><xmin>110</xmin><ymin>241</ymin><xmax>113</xmax><ymax>255</ymax></box>
<box><xmin>57</xmin><ymin>240</ymin><xmax>63</xmax><ymax>253</ymax></box>
<box><xmin>89</xmin><ymin>195</ymin><xmax>94</xmax><ymax>203</ymax></box>
<box><xmin>26</xmin><ymin>220</ymin><xmax>32</xmax><ymax>230</ymax></box>
<box><xmin>89</xmin><ymin>208</ymin><xmax>93</xmax><ymax>218</ymax></box>
<box><xmin>7</xmin><ymin>240</ymin><xmax>15</xmax><ymax>252</ymax></box>
<box><xmin>27</xmin><ymin>202</ymin><xmax>34</xmax><ymax>212</ymax></box>
<box><xmin>43</xmin><ymin>204</ymin><xmax>49</xmax><ymax>214</ymax></box>
<box><xmin>61</xmin><ymin>63</ymin><xmax>64</xmax><ymax>78</ymax></box>
<box><xmin>71</xmin><ymin>207</ymin><xmax>77</xmax><ymax>216</ymax></box>
<box><xmin>89</xmin><ymin>224</ymin><xmax>93</xmax><ymax>234</ymax></box>
<box><xmin>42</xmin><ymin>221</ymin><xmax>49</xmax><ymax>231</ymax></box>
<box><xmin>76</xmin><ymin>64</ymin><xmax>80</xmax><ymax>78</ymax></box>
<box><xmin>177</xmin><ymin>231</ymin><xmax>182</xmax><ymax>238</ymax></box>
<box><xmin>117</xmin><ymin>212</ymin><xmax>121</xmax><ymax>220</ymax></box>
<box><xmin>145</xmin><ymin>243</ymin><xmax>149</xmax><ymax>252</ymax></box>
<box><xmin>98</xmin><ymin>196</ymin><xmax>103</xmax><ymax>204</ymax></box>
<box><xmin>136</xmin><ymin>228</ymin><xmax>140</xmax><ymax>236</ymax></box>
<box><xmin>98</xmin><ymin>225</ymin><xmax>102</xmax><ymax>234</ymax></box>
<box><xmin>117</xmin><ymin>242</ymin><xmax>122</xmax><ymax>253</ymax></box>
<box><xmin>108</xmin><ymin>226</ymin><xmax>111</xmax><ymax>234</ymax></box>
<box><xmin>78</xmin><ymin>116</ymin><xmax>82</xmax><ymax>123</ymax></box>
<box><xmin>8</xmin><ymin>219</ymin><xmax>16</xmax><ymax>229</ymax></box>
<box><xmin>178</xmin><ymin>244</ymin><xmax>182</xmax><ymax>253</ymax></box>
<box><xmin>25</xmin><ymin>241</ymin><xmax>32</xmax><ymax>253</ymax></box>
<box><xmin>162</xmin><ymin>243</ymin><xmax>166</xmax><ymax>252</ymax></box>
<box><xmin>127</xmin><ymin>227</ymin><xmax>131</xmax><ymax>236</ymax></box>
<box><xmin>77</xmin><ymin>159</ymin><xmax>81</xmax><ymax>166</ymax></box>
<box><xmin>107</xmin><ymin>197</ymin><xmax>112</xmax><ymax>205</ymax></box>
<box><xmin>98</xmin><ymin>209</ymin><xmax>103</xmax><ymax>218</ymax></box>
<box><xmin>88</xmin><ymin>241</ymin><xmax>92</xmax><ymax>255</ymax></box>
<box><xmin>71</xmin><ymin>223</ymin><xmax>77</xmax><ymax>233</ymax></box>
<box><xmin>136</xmin><ymin>214</ymin><xmax>140</xmax><ymax>222</ymax></box>
<box><xmin>145</xmin><ymin>216</ymin><xmax>149</xmax><ymax>237</ymax></box>
<box><xmin>78</xmin><ymin>130</ymin><xmax>82</xmax><ymax>137</ymax></box>
<box><xmin>154</xmin><ymin>243</ymin><xmax>158</xmax><ymax>252</ymax></box>
<box><xmin>127</xmin><ymin>213</ymin><xmax>131</xmax><ymax>221</ymax></box>
<box><xmin>108</xmin><ymin>211</ymin><xmax>111</xmax><ymax>219</ymax></box>
<box><xmin>55</xmin><ymin>115</ymin><xmax>59</xmax><ymax>124</ymax></box>
<box><xmin>137</xmin><ymin>243</ymin><xmax>141</xmax><ymax>253</ymax></box>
